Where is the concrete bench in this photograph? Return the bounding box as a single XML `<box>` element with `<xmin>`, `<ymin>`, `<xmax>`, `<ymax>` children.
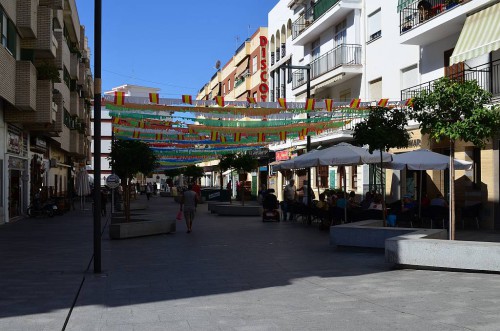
<box><xmin>109</xmin><ymin>219</ymin><xmax>176</xmax><ymax>239</ymax></box>
<box><xmin>330</xmin><ymin>220</ymin><xmax>446</xmax><ymax>248</ymax></box>
<box><xmin>216</xmin><ymin>205</ymin><xmax>261</xmax><ymax>216</ymax></box>
<box><xmin>208</xmin><ymin>201</ymin><xmax>231</xmax><ymax>213</ymax></box>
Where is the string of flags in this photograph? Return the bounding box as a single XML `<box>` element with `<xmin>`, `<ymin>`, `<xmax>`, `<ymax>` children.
<box><xmin>107</xmin><ymin>93</ymin><xmax>414</xmax><ymax>169</ymax></box>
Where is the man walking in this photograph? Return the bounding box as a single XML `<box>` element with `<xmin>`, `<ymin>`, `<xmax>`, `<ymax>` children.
<box><xmin>180</xmin><ymin>184</ymin><xmax>200</xmax><ymax>233</ymax></box>
<box><xmin>283</xmin><ymin>179</ymin><xmax>296</xmax><ymax>221</ymax></box>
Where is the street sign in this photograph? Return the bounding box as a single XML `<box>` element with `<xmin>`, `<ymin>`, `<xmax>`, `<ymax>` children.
<box><xmin>105</xmin><ymin>174</ymin><xmax>120</xmax><ymax>189</ymax></box>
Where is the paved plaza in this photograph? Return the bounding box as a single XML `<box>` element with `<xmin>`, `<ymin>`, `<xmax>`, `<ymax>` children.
<box><xmin>1</xmin><ymin>194</ymin><xmax>500</xmax><ymax>331</ymax></box>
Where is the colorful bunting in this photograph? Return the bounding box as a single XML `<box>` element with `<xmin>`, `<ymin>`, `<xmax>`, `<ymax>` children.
<box><xmin>182</xmin><ymin>95</ymin><xmax>192</xmax><ymax>104</ymax></box>
<box><xmin>247</xmin><ymin>97</ymin><xmax>256</xmax><ymax>104</ymax></box>
<box><xmin>234</xmin><ymin>132</ymin><xmax>241</xmax><ymax>142</ymax></box>
<box><xmin>405</xmin><ymin>98</ymin><xmax>414</xmax><ymax>107</ymax></box>
<box><xmin>279</xmin><ymin>131</ymin><xmax>287</xmax><ymax>141</ymax></box>
<box><xmin>149</xmin><ymin>93</ymin><xmax>159</xmax><ymax>104</ymax></box>
<box><xmin>349</xmin><ymin>98</ymin><xmax>361</xmax><ymax>108</ymax></box>
<box><xmin>215</xmin><ymin>96</ymin><xmax>225</xmax><ymax>107</ymax></box>
<box><xmin>378</xmin><ymin>98</ymin><xmax>389</xmax><ymax>107</ymax></box>
<box><xmin>324</xmin><ymin>99</ymin><xmax>333</xmax><ymax>112</ymax></box>
<box><xmin>112</xmin><ymin>117</ymin><xmax>120</xmax><ymax>124</ymax></box>
<box><xmin>132</xmin><ymin>130</ymin><xmax>140</xmax><ymax>138</ymax></box>
<box><xmin>278</xmin><ymin>98</ymin><xmax>287</xmax><ymax>109</ymax></box>
<box><xmin>210</xmin><ymin>131</ymin><xmax>219</xmax><ymax>141</ymax></box>
<box><xmin>114</xmin><ymin>92</ymin><xmax>125</xmax><ymax>105</ymax></box>
<box><xmin>177</xmin><ymin>134</ymin><xmax>184</xmax><ymax>140</ymax></box>
<box><xmin>220</xmin><ymin>135</ymin><xmax>226</xmax><ymax>143</ymax></box>
<box><xmin>155</xmin><ymin>133</ymin><xmax>163</xmax><ymax>140</ymax></box>
<box><xmin>305</xmin><ymin>99</ymin><xmax>315</xmax><ymax>111</ymax></box>
<box><xmin>257</xmin><ymin>133</ymin><xmax>265</xmax><ymax>142</ymax></box>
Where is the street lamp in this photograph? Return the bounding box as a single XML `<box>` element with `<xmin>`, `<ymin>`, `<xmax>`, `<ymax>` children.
<box><xmin>93</xmin><ymin>0</ymin><xmax>102</xmax><ymax>273</ymax></box>
<box><xmin>279</xmin><ymin>64</ymin><xmax>312</xmax><ymax>224</ymax></box>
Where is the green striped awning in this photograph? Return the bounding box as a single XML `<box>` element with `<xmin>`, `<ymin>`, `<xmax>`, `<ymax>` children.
<box><xmin>397</xmin><ymin>0</ymin><xmax>414</xmax><ymax>12</ymax></box>
<box><xmin>450</xmin><ymin>2</ymin><xmax>500</xmax><ymax>65</ymax></box>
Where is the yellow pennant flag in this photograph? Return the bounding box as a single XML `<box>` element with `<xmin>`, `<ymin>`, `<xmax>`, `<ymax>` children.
<box><xmin>138</xmin><ymin>121</ymin><xmax>145</xmax><ymax>129</ymax></box>
<box><xmin>305</xmin><ymin>98</ymin><xmax>315</xmax><ymax>111</ymax></box>
<box><xmin>182</xmin><ymin>95</ymin><xmax>192</xmax><ymax>104</ymax></box>
<box><xmin>378</xmin><ymin>98</ymin><xmax>389</xmax><ymax>107</ymax></box>
<box><xmin>324</xmin><ymin>99</ymin><xmax>334</xmax><ymax>112</ymax></box>
<box><xmin>279</xmin><ymin>131</ymin><xmax>287</xmax><ymax>141</ymax></box>
<box><xmin>149</xmin><ymin>93</ymin><xmax>159</xmax><ymax>104</ymax></box>
<box><xmin>210</xmin><ymin>131</ymin><xmax>219</xmax><ymax>141</ymax></box>
<box><xmin>215</xmin><ymin>96</ymin><xmax>224</xmax><ymax>107</ymax></box>
<box><xmin>132</xmin><ymin>130</ymin><xmax>140</xmax><ymax>138</ymax></box>
<box><xmin>112</xmin><ymin>117</ymin><xmax>120</xmax><ymax>124</ymax></box>
<box><xmin>177</xmin><ymin>134</ymin><xmax>184</xmax><ymax>141</ymax></box>
<box><xmin>257</xmin><ymin>133</ymin><xmax>265</xmax><ymax>142</ymax></box>
<box><xmin>155</xmin><ymin>133</ymin><xmax>163</xmax><ymax>140</ymax></box>
<box><xmin>405</xmin><ymin>98</ymin><xmax>414</xmax><ymax>107</ymax></box>
<box><xmin>278</xmin><ymin>98</ymin><xmax>287</xmax><ymax>109</ymax></box>
<box><xmin>220</xmin><ymin>135</ymin><xmax>226</xmax><ymax>143</ymax></box>
<box><xmin>349</xmin><ymin>98</ymin><xmax>361</xmax><ymax>108</ymax></box>
<box><xmin>234</xmin><ymin>132</ymin><xmax>241</xmax><ymax>142</ymax></box>
<box><xmin>114</xmin><ymin>91</ymin><xmax>125</xmax><ymax>105</ymax></box>
<box><xmin>247</xmin><ymin>97</ymin><xmax>256</xmax><ymax>104</ymax></box>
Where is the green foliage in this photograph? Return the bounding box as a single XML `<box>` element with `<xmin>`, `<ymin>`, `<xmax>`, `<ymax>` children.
<box><xmin>183</xmin><ymin>165</ymin><xmax>204</xmax><ymax>179</ymax></box>
<box><xmin>164</xmin><ymin>168</ymin><xmax>183</xmax><ymax>178</ymax></box>
<box><xmin>36</xmin><ymin>61</ymin><xmax>61</xmax><ymax>83</ymax></box>
<box><xmin>233</xmin><ymin>153</ymin><xmax>258</xmax><ymax>174</ymax></box>
<box><xmin>218</xmin><ymin>153</ymin><xmax>236</xmax><ymax>172</ymax></box>
<box><xmin>108</xmin><ymin>140</ymin><xmax>158</xmax><ymax>180</ymax></box>
<box><xmin>353</xmin><ymin>106</ymin><xmax>411</xmax><ymax>152</ymax></box>
<box><xmin>411</xmin><ymin>77</ymin><xmax>500</xmax><ymax>147</ymax></box>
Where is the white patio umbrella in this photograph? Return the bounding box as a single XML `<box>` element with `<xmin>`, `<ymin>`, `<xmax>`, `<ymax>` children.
<box><xmin>384</xmin><ymin>149</ymin><xmax>473</xmax><ymax>220</ymax></box>
<box><xmin>288</xmin><ymin>143</ymin><xmax>393</xmax><ymax>222</ymax></box>
<box><xmin>273</xmin><ymin>149</ymin><xmax>321</xmax><ymax>171</ymax></box>
<box><xmin>75</xmin><ymin>168</ymin><xmax>91</xmax><ymax>210</ymax></box>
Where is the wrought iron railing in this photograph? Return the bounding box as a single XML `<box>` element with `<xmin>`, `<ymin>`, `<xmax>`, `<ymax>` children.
<box><xmin>292</xmin><ymin>0</ymin><xmax>341</xmax><ymax>39</ymax></box>
<box><xmin>399</xmin><ymin>0</ymin><xmax>461</xmax><ymax>34</ymax></box>
<box><xmin>401</xmin><ymin>59</ymin><xmax>500</xmax><ymax>100</ymax></box>
<box><xmin>271</xmin><ymin>52</ymin><xmax>275</xmax><ymax>66</ymax></box>
<box><xmin>292</xmin><ymin>44</ymin><xmax>362</xmax><ymax>89</ymax></box>
<box><xmin>276</xmin><ymin>47</ymin><xmax>281</xmax><ymax>61</ymax></box>
<box><xmin>281</xmin><ymin>43</ymin><xmax>286</xmax><ymax>58</ymax></box>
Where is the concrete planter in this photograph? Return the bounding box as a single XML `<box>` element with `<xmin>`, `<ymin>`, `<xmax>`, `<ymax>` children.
<box><xmin>109</xmin><ymin>219</ymin><xmax>176</xmax><ymax>239</ymax></box>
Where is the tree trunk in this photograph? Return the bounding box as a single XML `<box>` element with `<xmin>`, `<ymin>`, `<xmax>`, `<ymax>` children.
<box><xmin>380</xmin><ymin>150</ymin><xmax>387</xmax><ymax>225</ymax></box>
<box><xmin>124</xmin><ymin>177</ymin><xmax>130</xmax><ymax>222</ymax></box>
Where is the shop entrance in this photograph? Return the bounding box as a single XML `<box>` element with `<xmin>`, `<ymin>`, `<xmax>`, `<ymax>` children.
<box><xmin>9</xmin><ymin>170</ymin><xmax>22</xmax><ymax>219</ymax></box>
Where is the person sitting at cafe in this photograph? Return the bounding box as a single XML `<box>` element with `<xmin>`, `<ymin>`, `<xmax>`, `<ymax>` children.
<box><xmin>430</xmin><ymin>194</ymin><xmax>448</xmax><ymax>208</ymax></box>
<box><xmin>316</xmin><ymin>193</ymin><xmax>329</xmax><ymax>211</ymax></box>
<box><xmin>402</xmin><ymin>194</ymin><xmax>416</xmax><ymax>212</ymax></box>
<box><xmin>361</xmin><ymin>191</ymin><xmax>373</xmax><ymax>210</ymax></box>
<box><xmin>368</xmin><ymin>194</ymin><xmax>383</xmax><ymax>210</ymax></box>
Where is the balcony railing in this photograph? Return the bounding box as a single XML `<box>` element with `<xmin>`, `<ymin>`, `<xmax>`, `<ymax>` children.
<box><xmin>271</xmin><ymin>52</ymin><xmax>275</xmax><ymax>66</ymax></box>
<box><xmin>292</xmin><ymin>44</ymin><xmax>362</xmax><ymax>89</ymax></box>
<box><xmin>400</xmin><ymin>0</ymin><xmax>462</xmax><ymax>34</ymax></box>
<box><xmin>281</xmin><ymin>43</ymin><xmax>286</xmax><ymax>58</ymax></box>
<box><xmin>401</xmin><ymin>59</ymin><xmax>500</xmax><ymax>100</ymax></box>
<box><xmin>292</xmin><ymin>0</ymin><xmax>341</xmax><ymax>39</ymax></box>
<box><xmin>276</xmin><ymin>48</ymin><xmax>281</xmax><ymax>61</ymax></box>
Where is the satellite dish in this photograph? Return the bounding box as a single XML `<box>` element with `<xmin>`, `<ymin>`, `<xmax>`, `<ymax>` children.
<box><xmin>215</xmin><ymin>60</ymin><xmax>221</xmax><ymax>70</ymax></box>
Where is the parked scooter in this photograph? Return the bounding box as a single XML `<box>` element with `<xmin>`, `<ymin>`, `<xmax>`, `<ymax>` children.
<box><xmin>27</xmin><ymin>197</ymin><xmax>57</xmax><ymax>218</ymax></box>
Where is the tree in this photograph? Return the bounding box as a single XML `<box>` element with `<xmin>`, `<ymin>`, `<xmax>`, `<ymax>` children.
<box><xmin>410</xmin><ymin>77</ymin><xmax>500</xmax><ymax>239</ymax></box>
<box><xmin>164</xmin><ymin>168</ymin><xmax>183</xmax><ymax>188</ymax></box>
<box><xmin>183</xmin><ymin>165</ymin><xmax>204</xmax><ymax>183</ymax></box>
<box><xmin>232</xmin><ymin>153</ymin><xmax>258</xmax><ymax>205</ymax></box>
<box><xmin>108</xmin><ymin>140</ymin><xmax>158</xmax><ymax>221</ymax></box>
<box><xmin>353</xmin><ymin>106</ymin><xmax>411</xmax><ymax>222</ymax></box>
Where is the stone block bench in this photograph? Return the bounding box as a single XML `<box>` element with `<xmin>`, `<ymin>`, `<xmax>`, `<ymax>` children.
<box><xmin>215</xmin><ymin>205</ymin><xmax>261</xmax><ymax>216</ymax></box>
<box><xmin>331</xmin><ymin>219</ymin><xmax>500</xmax><ymax>272</ymax></box>
<box><xmin>208</xmin><ymin>201</ymin><xmax>231</xmax><ymax>213</ymax></box>
<box><xmin>109</xmin><ymin>219</ymin><xmax>176</xmax><ymax>239</ymax></box>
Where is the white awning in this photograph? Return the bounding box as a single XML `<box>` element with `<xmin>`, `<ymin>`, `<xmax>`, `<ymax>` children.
<box><xmin>450</xmin><ymin>2</ymin><xmax>500</xmax><ymax>65</ymax></box>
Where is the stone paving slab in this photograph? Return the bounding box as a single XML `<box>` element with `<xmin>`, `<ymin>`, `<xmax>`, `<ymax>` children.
<box><xmin>2</xmin><ymin>195</ymin><xmax>500</xmax><ymax>330</ymax></box>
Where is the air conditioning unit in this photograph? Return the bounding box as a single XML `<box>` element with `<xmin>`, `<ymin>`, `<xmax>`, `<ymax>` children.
<box><xmin>49</xmin><ymin>158</ymin><xmax>57</xmax><ymax>168</ymax></box>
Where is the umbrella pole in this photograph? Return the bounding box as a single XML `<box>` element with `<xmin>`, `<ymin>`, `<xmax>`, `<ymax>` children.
<box><xmin>343</xmin><ymin>168</ymin><xmax>347</xmax><ymax>223</ymax></box>
<box><xmin>419</xmin><ymin>170</ymin><xmax>423</xmax><ymax>221</ymax></box>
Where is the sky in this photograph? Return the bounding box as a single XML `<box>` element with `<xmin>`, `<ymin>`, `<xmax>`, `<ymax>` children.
<box><xmin>76</xmin><ymin>0</ymin><xmax>277</xmax><ymax>97</ymax></box>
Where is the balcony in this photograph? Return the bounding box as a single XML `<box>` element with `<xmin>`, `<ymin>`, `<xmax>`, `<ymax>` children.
<box><xmin>292</xmin><ymin>0</ymin><xmax>360</xmax><ymax>45</ymax></box>
<box><xmin>234</xmin><ymin>76</ymin><xmax>252</xmax><ymax>98</ymax></box>
<box><xmin>70</xmin><ymin>53</ymin><xmax>80</xmax><ymax>81</ymax></box>
<box><xmin>400</xmin><ymin>0</ymin><xmax>466</xmax><ymax>34</ymax></box>
<box><xmin>281</xmin><ymin>43</ymin><xmax>286</xmax><ymax>58</ymax></box>
<box><xmin>0</xmin><ymin>47</ymin><xmax>16</xmax><ymax>105</ymax></box>
<box><xmin>78</xmin><ymin>62</ymin><xmax>85</xmax><ymax>86</ymax></box>
<box><xmin>17</xmin><ymin>0</ymin><xmax>38</xmax><ymax>38</ymax></box>
<box><xmin>401</xmin><ymin>59</ymin><xmax>500</xmax><ymax>100</ymax></box>
<box><xmin>70</xmin><ymin>91</ymin><xmax>79</xmax><ymax>116</ymax></box>
<box><xmin>40</xmin><ymin>0</ymin><xmax>64</xmax><ymax>9</ymax></box>
<box><xmin>31</xmin><ymin>6</ymin><xmax>57</xmax><ymax>59</ymax></box>
<box><xmin>234</xmin><ymin>42</ymin><xmax>250</xmax><ymax>65</ymax></box>
<box><xmin>292</xmin><ymin>44</ymin><xmax>362</xmax><ymax>89</ymax></box>
<box><xmin>15</xmin><ymin>61</ymin><xmax>37</xmax><ymax>111</ymax></box>
<box><xmin>271</xmin><ymin>52</ymin><xmax>275</xmax><ymax>66</ymax></box>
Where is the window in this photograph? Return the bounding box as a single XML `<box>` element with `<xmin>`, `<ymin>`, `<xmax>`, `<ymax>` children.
<box><xmin>311</xmin><ymin>39</ymin><xmax>320</xmax><ymax>61</ymax></box>
<box><xmin>339</xmin><ymin>89</ymin><xmax>351</xmax><ymax>102</ymax></box>
<box><xmin>252</xmin><ymin>55</ymin><xmax>258</xmax><ymax>74</ymax></box>
<box><xmin>401</xmin><ymin>64</ymin><xmax>418</xmax><ymax>90</ymax></box>
<box><xmin>317</xmin><ymin>165</ymin><xmax>328</xmax><ymax>188</ymax></box>
<box><xmin>368</xmin><ymin>9</ymin><xmax>381</xmax><ymax>42</ymax></box>
<box><xmin>0</xmin><ymin>7</ymin><xmax>18</xmax><ymax>57</ymax></box>
<box><xmin>228</xmin><ymin>79</ymin><xmax>231</xmax><ymax>91</ymax></box>
<box><xmin>334</xmin><ymin>20</ymin><xmax>346</xmax><ymax>47</ymax></box>
<box><xmin>351</xmin><ymin>166</ymin><xmax>357</xmax><ymax>190</ymax></box>
<box><xmin>369</xmin><ymin>78</ymin><xmax>382</xmax><ymax>101</ymax></box>
<box><xmin>63</xmin><ymin>67</ymin><xmax>70</xmax><ymax>88</ymax></box>
<box><xmin>1</xmin><ymin>9</ymin><xmax>7</xmax><ymax>47</ymax></box>
<box><xmin>223</xmin><ymin>83</ymin><xmax>226</xmax><ymax>94</ymax></box>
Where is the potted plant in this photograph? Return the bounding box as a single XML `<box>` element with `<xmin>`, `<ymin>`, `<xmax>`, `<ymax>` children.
<box><xmin>36</xmin><ymin>62</ymin><xmax>61</xmax><ymax>83</ymax></box>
